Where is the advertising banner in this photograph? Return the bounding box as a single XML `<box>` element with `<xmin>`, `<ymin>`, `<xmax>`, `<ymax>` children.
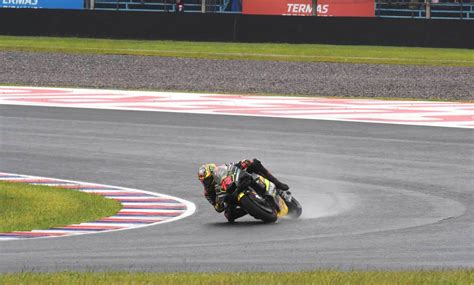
<box><xmin>243</xmin><ymin>0</ymin><xmax>374</xmax><ymax>17</ymax></box>
<box><xmin>0</xmin><ymin>0</ymin><xmax>84</xmax><ymax>10</ymax></box>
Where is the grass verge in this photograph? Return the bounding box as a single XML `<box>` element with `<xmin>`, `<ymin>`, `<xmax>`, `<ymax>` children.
<box><xmin>0</xmin><ymin>181</ymin><xmax>121</xmax><ymax>232</ymax></box>
<box><xmin>0</xmin><ymin>270</ymin><xmax>472</xmax><ymax>285</ymax></box>
<box><xmin>0</xmin><ymin>35</ymin><xmax>473</xmax><ymax>67</ymax></box>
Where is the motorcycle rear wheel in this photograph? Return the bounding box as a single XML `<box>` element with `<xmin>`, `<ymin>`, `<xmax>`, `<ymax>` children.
<box><xmin>286</xmin><ymin>196</ymin><xmax>303</xmax><ymax>219</ymax></box>
<box><xmin>240</xmin><ymin>194</ymin><xmax>278</xmax><ymax>223</ymax></box>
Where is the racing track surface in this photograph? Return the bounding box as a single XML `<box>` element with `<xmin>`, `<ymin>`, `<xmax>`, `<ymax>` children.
<box><xmin>0</xmin><ymin>105</ymin><xmax>473</xmax><ymax>272</ymax></box>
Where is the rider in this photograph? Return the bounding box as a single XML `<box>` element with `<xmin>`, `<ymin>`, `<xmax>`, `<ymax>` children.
<box><xmin>198</xmin><ymin>159</ymin><xmax>289</xmax><ymax>222</ymax></box>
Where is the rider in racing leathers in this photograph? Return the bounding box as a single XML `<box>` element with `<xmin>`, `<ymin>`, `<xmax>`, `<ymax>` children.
<box><xmin>198</xmin><ymin>159</ymin><xmax>289</xmax><ymax>222</ymax></box>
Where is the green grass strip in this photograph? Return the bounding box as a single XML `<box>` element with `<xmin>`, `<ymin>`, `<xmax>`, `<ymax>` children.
<box><xmin>0</xmin><ymin>270</ymin><xmax>472</xmax><ymax>285</ymax></box>
<box><xmin>0</xmin><ymin>181</ymin><xmax>121</xmax><ymax>232</ymax></box>
<box><xmin>1</xmin><ymin>35</ymin><xmax>473</xmax><ymax>67</ymax></box>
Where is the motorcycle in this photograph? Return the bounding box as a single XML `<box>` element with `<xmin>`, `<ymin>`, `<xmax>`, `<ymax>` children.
<box><xmin>221</xmin><ymin>166</ymin><xmax>302</xmax><ymax>223</ymax></box>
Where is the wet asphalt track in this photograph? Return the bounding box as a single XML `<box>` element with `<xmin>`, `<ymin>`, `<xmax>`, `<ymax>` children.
<box><xmin>0</xmin><ymin>105</ymin><xmax>473</xmax><ymax>272</ymax></box>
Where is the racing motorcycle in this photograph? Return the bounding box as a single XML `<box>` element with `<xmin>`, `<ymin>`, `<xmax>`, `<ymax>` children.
<box><xmin>221</xmin><ymin>166</ymin><xmax>302</xmax><ymax>223</ymax></box>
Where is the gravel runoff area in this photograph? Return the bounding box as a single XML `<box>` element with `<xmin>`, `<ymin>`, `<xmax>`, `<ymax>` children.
<box><xmin>0</xmin><ymin>51</ymin><xmax>473</xmax><ymax>100</ymax></box>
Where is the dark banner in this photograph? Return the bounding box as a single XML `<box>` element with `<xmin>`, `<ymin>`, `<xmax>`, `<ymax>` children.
<box><xmin>0</xmin><ymin>9</ymin><xmax>472</xmax><ymax>48</ymax></box>
<box><xmin>243</xmin><ymin>0</ymin><xmax>375</xmax><ymax>17</ymax></box>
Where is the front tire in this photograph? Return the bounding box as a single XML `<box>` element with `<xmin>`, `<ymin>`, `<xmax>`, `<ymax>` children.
<box><xmin>240</xmin><ymin>194</ymin><xmax>278</xmax><ymax>223</ymax></box>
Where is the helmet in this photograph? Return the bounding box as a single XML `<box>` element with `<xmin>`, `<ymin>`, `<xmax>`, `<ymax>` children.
<box><xmin>198</xmin><ymin>163</ymin><xmax>216</xmax><ymax>189</ymax></box>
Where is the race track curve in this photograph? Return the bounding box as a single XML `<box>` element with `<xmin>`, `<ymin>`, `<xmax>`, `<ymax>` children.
<box><xmin>0</xmin><ymin>105</ymin><xmax>472</xmax><ymax>272</ymax></box>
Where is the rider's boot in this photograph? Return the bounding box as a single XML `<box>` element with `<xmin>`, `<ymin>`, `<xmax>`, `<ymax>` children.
<box><xmin>279</xmin><ymin>189</ymin><xmax>293</xmax><ymax>203</ymax></box>
<box><xmin>249</xmin><ymin>158</ymin><xmax>289</xmax><ymax>191</ymax></box>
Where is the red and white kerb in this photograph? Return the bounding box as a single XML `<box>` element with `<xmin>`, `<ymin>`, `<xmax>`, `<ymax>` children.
<box><xmin>0</xmin><ymin>86</ymin><xmax>472</xmax><ymax>129</ymax></box>
<box><xmin>0</xmin><ymin>173</ymin><xmax>196</xmax><ymax>240</ymax></box>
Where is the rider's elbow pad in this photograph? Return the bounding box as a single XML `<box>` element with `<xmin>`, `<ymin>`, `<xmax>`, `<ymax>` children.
<box><xmin>214</xmin><ymin>204</ymin><xmax>225</xmax><ymax>213</ymax></box>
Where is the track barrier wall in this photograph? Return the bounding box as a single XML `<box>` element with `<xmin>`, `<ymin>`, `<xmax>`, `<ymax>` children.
<box><xmin>0</xmin><ymin>8</ymin><xmax>472</xmax><ymax>48</ymax></box>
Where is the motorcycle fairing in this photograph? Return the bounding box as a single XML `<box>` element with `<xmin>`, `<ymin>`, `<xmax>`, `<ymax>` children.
<box><xmin>255</xmin><ymin>175</ymin><xmax>289</xmax><ymax>218</ymax></box>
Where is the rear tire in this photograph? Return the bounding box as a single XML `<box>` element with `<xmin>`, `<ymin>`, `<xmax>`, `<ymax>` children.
<box><xmin>240</xmin><ymin>194</ymin><xmax>278</xmax><ymax>223</ymax></box>
<box><xmin>286</xmin><ymin>196</ymin><xmax>302</xmax><ymax>219</ymax></box>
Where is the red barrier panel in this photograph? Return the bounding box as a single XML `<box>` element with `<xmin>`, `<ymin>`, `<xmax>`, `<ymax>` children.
<box><xmin>243</xmin><ymin>0</ymin><xmax>375</xmax><ymax>17</ymax></box>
